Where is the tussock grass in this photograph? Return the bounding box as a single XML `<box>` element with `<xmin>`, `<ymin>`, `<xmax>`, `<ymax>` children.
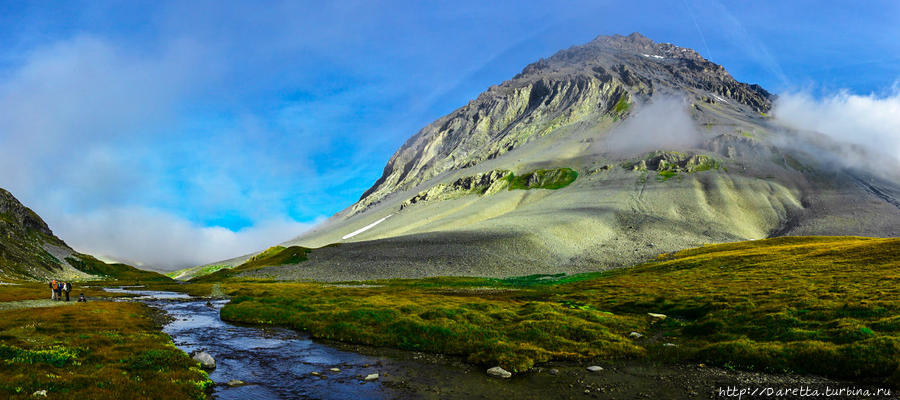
<box><xmin>212</xmin><ymin>236</ymin><xmax>900</xmax><ymax>385</ymax></box>
<box><xmin>220</xmin><ymin>283</ymin><xmax>643</xmax><ymax>371</ymax></box>
<box><xmin>0</xmin><ymin>301</ymin><xmax>211</xmax><ymax>399</ymax></box>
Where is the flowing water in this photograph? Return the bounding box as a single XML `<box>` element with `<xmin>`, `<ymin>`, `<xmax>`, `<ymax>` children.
<box><xmin>107</xmin><ymin>288</ymin><xmax>411</xmax><ymax>399</ymax></box>
<box><xmin>106</xmin><ymin>288</ymin><xmax>876</xmax><ymax>400</ymax></box>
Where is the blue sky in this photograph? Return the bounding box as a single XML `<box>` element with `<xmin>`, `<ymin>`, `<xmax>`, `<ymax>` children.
<box><xmin>0</xmin><ymin>1</ymin><xmax>898</xmax><ymax>268</ymax></box>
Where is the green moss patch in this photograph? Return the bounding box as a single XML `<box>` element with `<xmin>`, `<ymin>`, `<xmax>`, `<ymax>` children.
<box><xmin>506</xmin><ymin>168</ymin><xmax>578</xmax><ymax>190</ymax></box>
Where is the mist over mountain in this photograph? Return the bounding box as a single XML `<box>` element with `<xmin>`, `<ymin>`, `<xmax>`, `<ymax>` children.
<box><xmin>177</xmin><ymin>33</ymin><xmax>900</xmax><ymax>280</ymax></box>
<box><xmin>0</xmin><ymin>188</ymin><xmax>166</xmax><ymax>281</ymax></box>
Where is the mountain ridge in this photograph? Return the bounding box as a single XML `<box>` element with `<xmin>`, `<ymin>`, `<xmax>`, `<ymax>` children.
<box><xmin>0</xmin><ymin>188</ymin><xmax>169</xmax><ymax>282</ymax></box>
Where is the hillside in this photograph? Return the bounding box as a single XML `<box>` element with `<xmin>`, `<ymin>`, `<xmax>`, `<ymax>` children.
<box><xmin>219</xmin><ymin>236</ymin><xmax>900</xmax><ymax>384</ymax></box>
<box><xmin>0</xmin><ymin>188</ymin><xmax>169</xmax><ymax>282</ymax></box>
<box><xmin>209</xmin><ymin>33</ymin><xmax>900</xmax><ymax>281</ymax></box>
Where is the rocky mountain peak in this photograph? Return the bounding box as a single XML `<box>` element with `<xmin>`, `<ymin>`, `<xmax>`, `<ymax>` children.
<box><xmin>352</xmin><ymin>33</ymin><xmax>773</xmax><ymax>211</ymax></box>
<box><xmin>0</xmin><ymin>188</ymin><xmax>54</xmax><ymax>236</ymax></box>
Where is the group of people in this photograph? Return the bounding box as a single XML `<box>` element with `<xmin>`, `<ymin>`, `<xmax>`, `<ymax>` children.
<box><xmin>49</xmin><ymin>280</ymin><xmax>86</xmax><ymax>302</ymax></box>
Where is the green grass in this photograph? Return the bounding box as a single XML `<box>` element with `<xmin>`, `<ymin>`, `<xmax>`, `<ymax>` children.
<box><xmin>613</xmin><ymin>96</ymin><xmax>630</xmax><ymax>114</ymax></box>
<box><xmin>0</xmin><ymin>282</ymin><xmax>134</xmax><ymax>302</ymax></box>
<box><xmin>0</xmin><ymin>301</ymin><xmax>210</xmax><ymax>399</ymax></box>
<box><xmin>656</xmin><ymin>169</ymin><xmax>678</xmax><ymax>182</ymax></box>
<box><xmin>191</xmin><ymin>246</ymin><xmax>310</xmax><ymax>282</ymax></box>
<box><xmin>212</xmin><ymin>236</ymin><xmax>900</xmax><ymax>385</ymax></box>
<box><xmin>63</xmin><ymin>254</ymin><xmax>171</xmax><ymax>283</ymax></box>
<box><xmin>220</xmin><ymin>283</ymin><xmax>644</xmax><ymax>372</ymax></box>
<box><xmin>166</xmin><ymin>264</ymin><xmax>232</xmax><ymax>280</ymax></box>
<box><xmin>505</xmin><ymin>168</ymin><xmax>578</xmax><ymax>191</ymax></box>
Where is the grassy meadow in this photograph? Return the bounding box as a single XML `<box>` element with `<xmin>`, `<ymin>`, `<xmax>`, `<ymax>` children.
<box><xmin>208</xmin><ymin>236</ymin><xmax>899</xmax><ymax>385</ymax></box>
<box><xmin>1</xmin><ymin>235</ymin><xmax>895</xmax><ymax>400</ymax></box>
<box><xmin>0</xmin><ymin>300</ymin><xmax>211</xmax><ymax>399</ymax></box>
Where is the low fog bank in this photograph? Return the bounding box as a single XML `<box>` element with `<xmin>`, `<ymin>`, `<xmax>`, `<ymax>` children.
<box><xmin>772</xmin><ymin>90</ymin><xmax>900</xmax><ymax>182</ymax></box>
<box><xmin>55</xmin><ymin>208</ymin><xmax>320</xmax><ymax>270</ymax></box>
<box><xmin>598</xmin><ymin>96</ymin><xmax>701</xmax><ymax>156</ymax></box>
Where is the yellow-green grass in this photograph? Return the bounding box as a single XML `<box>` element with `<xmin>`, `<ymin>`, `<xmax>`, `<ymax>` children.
<box><xmin>213</xmin><ymin>236</ymin><xmax>900</xmax><ymax>384</ymax></box>
<box><xmin>559</xmin><ymin>236</ymin><xmax>900</xmax><ymax>382</ymax></box>
<box><xmin>220</xmin><ymin>282</ymin><xmax>644</xmax><ymax>372</ymax></box>
<box><xmin>191</xmin><ymin>246</ymin><xmax>310</xmax><ymax>282</ymax></box>
<box><xmin>65</xmin><ymin>254</ymin><xmax>172</xmax><ymax>283</ymax></box>
<box><xmin>0</xmin><ymin>283</ymin><xmax>134</xmax><ymax>302</ymax></box>
<box><xmin>0</xmin><ymin>301</ymin><xmax>211</xmax><ymax>399</ymax></box>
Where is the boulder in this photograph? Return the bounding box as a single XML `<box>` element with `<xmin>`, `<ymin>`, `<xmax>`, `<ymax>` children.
<box><xmin>629</xmin><ymin>331</ymin><xmax>643</xmax><ymax>338</ymax></box>
<box><xmin>548</xmin><ymin>368</ymin><xmax>559</xmax><ymax>376</ymax></box>
<box><xmin>329</xmin><ymin>368</ymin><xmax>341</xmax><ymax>372</ymax></box>
<box><xmin>192</xmin><ymin>351</ymin><xmax>216</xmax><ymax>370</ymax></box>
<box><xmin>487</xmin><ymin>366</ymin><xmax>512</xmax><ymax>378</ymax></box>
<box><xmin>226</xmin><ymin>380</ymin><xmax>245</xmax><ymax>387</ymax></box>
<box><xmin>647</xmin><ymin>313</ymin><xmax>667</xmax><ymax>320</ymax></box>
<box><xmin>364</xmin><ymin>373</ymin><xmax>379</xmax><ymax>381</ymax></box>
<box><xmin>586</xmin><ymin>366</ymin><xmax>604</xmax><ymax>373</ymax></box>
<box><xmin>32</xmin><ymin>390</ymin><xmax>47</xmax><ymax>397</ymax></box>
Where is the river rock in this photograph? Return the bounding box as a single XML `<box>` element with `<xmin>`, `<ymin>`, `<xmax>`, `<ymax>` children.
<box><xmin>487</xmin><ymin>366</ymin><xmax>512</xmax><ymax>378</ymax></box>
<box><xmin>548</xmin><ymin>368</ymin><xmax>559</xmax><ymax>376</ymax></box>
<box><xmin>586</xmin><ymin>366</ymin><xmax>603</xmax><ymax>373</ymax></box>
<box><xmin>663</xmin><ymin>342</ymin><xmax>677</xmax><ymax>347</ymax></box>
<box><xmin>32</xmin><ymin>390</ymin><xmax>47</xmax><ymax>397</ymax></box>
<box><xmin>226</xmin><ymin>380</ymin><xmax>245</xmax><ymax>387</ymax></box>
<box><xmin>364</xmin><ymin>373</ymin><xmax>379</xmax><ymax>381</ymax></box>
<box><xmin>647</xmin><ymin>313</ymin><xmax>667</xmax><ymax>320</ymax></box>
<box><xmin>329</xmin><ymin>368</ymin><xmax>341</xmax><ymax>372</ymax></box>
<box><xmin>629</xmin><ymin>331</ymin><xmax>643</xmax><ymax>338</ymax></box>
<box><xmin>192</xmin><ymin>351</ymin><xmax>216</xmax><ymax>370</ymax></box>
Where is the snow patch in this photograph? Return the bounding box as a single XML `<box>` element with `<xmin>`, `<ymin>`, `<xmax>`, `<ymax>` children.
<box><xmin>342</xmin><ymin>214</ymin><xmax>393</xmax><ymax>240</ymax></box>
<box><xmin>641</xmin><ymin>54</ymin><xmax>664</xmax><ymax>59</ymax></box>
<box><xmin>710</xmin><ymin>93</ymin><xmax>729</xmax><ymax>103</ymax></box>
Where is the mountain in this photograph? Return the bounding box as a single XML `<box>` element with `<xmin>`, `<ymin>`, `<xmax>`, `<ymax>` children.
<box><xmin>210</xmin><ymin>33</ymin><xmax>900</xmax><ymax>281</ymax></box>
<box><xmin>0</xmin><ymin>188</ymin><xmax>168</xmax><ymax>282</ymax></box>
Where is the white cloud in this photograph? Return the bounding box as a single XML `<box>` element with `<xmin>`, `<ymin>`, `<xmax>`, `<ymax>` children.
<box><xmin>773</xmin><ymin>90</ymin><xmax>900</xmax><ymax>163</ymax></box>
<box><xmin>600</xmin><ymin>96</ymin><xmax>700</xmax><ymax>155</ymax></box>
<box><xmin>54</xmin><ymin>207</ymin><xmax>321</xmax><ymax>270</ymax></box>
<box><xmin>0</xmin><ymin>35</ymin><xmax>206</xmax><ymax>200</ymax></box>
<box><xmin>0</xmin><ymin>35</ymin><xmax>320</xmax><ymax>269</ymax></box>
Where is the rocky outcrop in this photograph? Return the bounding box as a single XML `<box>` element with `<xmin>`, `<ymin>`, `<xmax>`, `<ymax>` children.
<box><xmin>355</xmin><ymin>33</ymin><xmax>771</xmax><ymax>213</ymax></box>
<box><xmin>399</xmin><ymin>168</ymin><xmax>579</xmax><ymax>210</ymax></box>
<box><xmin>620</xmin><ymin>151</ymin><xmax>723</xmax><ymax>174</ymax></box>
<box><xmin>0</xmin><ymin>188</ymin><xmax>79</xmax><ymax>280</ymax></box>
<box><xmin>400</xmin><ymin>170</ymin><xmax>511</xmax><ymax>210</ymax></box>
<box><xmin>0</xmin><ymin>188</ymin><xmax>54</xmax><ymax>237</ymax></box>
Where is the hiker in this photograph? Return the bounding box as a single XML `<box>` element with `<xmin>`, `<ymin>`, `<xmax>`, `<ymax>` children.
<box><xmin>78</xmin><ymin>293</ymin><xmax>87</xmax><ymax>302</ymax></box>
<box><xmin>55</xmin><ymin>281</ymin><xmax>63</xmax><ymax>301</ymax></box>
<box><xmin>49</xmin><ymin>280</ymin><xmax>55</xmax><ymax>300</ymax></box>
<box><xmin>63</xmin><ymin>282</ymin><xmax>72</xmax><ymax>302</ymax></box>
<box><xmin>51</xmin><ymin>280</ymin><xmax>59</xmax><ymax>301</ymax></box>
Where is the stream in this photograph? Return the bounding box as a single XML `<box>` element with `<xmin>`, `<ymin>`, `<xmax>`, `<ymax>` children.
<box><xmin>106</xmin><ymin>288</ymin><xmax>412</xmax><ymax>399</ymax></box>
<box><xmin>105</xmin><ymin>288</ymin><xmax>884</xmax><ymax>400</ymax></box>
